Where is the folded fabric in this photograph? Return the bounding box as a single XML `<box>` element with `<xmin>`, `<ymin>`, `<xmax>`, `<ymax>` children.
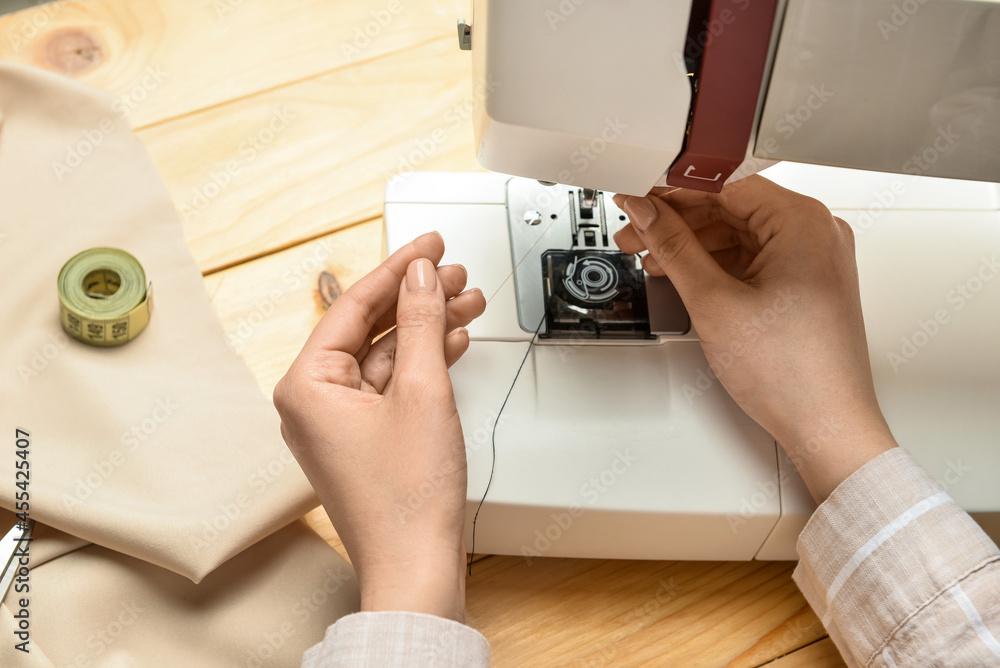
<box><xmin>0</xmin><ymin>510</ymin><xmax>360</xmax><ymax>667</ymax></box>
<box><xmin>0</xmin><ymin>60</ymin><xmax>363</xmax><ymax>665</ymax></box>
<box><xmin>0</xmin><ymin>61</ymin><xmax>317</xmax><ymax>583</ymax></box>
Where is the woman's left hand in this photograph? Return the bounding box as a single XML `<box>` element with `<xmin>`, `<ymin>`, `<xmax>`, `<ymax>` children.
<box><xmin>274</xmin><ymin>231</ymin><xmax>486</xmax><ymax>622</ymax></box>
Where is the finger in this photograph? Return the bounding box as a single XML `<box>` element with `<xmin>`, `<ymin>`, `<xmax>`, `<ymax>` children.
<box><xmin>662</xmin><ymin>175</ymin><xmax>815</xmax><ymax>239</ymax></box>
<box><xmin>617</xmin><ymin>215</ymin><xmax>759</xmax><ymax>281</ymax></box>
<box><xmin>646</xmin><ymin>190</ymin><xmax>754</xmax><ymax>235</ymax></box>
<box><xmin>620</xmin><ymin>195</ymin><xmax>735</xmax><ymax>303</ymax></box>
<box><xmin>360</xmin><ymin>289</ymin><xmax>486</xmax><ymax>393</ymax></box>
<box><xmin>694</xmin><ymin>221</ymin><xmax>762</xmax><ymax>254</ymax></box>
<box><xmin>643</xmin><ymin>242</ymin><xmax>754</xmax><ymax>281</ymax></box>
<box><xmin>616</xmin><ymin>192</ymin><xmax>724</xmax><ymax>238</ymax></box>
<box><xmin>359</xmin><ymin>327</ymin><xmax>470</xmax><ymax>394</ymax></box>
<box><xmin>446</xmin><ymin>288</ymin><xmax>487</xmax><ymax>328</ymax></box>
<box><xmin>389</xmin><ymin>258</ymin><xmax>450</xmax><ymax>391</ymax></box>
<box><xmin>617</xmin><ymin>211</ymin><xmax>760</xmax><ymax>257</ymax></box>
<box><xmin>612</xmin><ymin>192</ymin><xmax>629</xmax><ymax>213</ymax></box>
<box><xmin>301</xmin><ymin>231</ymin><xmax>445</xmax><ymax>361</ymax></box>
<box><xmin>710</xmin><ymin>247</ymin><xmax>757</xmax><ymax>280</ymax></box>
<box><xmin>368</xmin><ymin>263</ymin><xmax>468</xmax><ymax>339</ymax></box>
<box><xmin>641</xmin><ymin>254</ymin><xmax>666</xmax><ymax>276</ymax></box>
<box><xmin>613</xmin><ymin>223</ymin><xmax>646</xmax><ymax>255</ymax></box>
<box><xmin>444</xmin><ymin>327</ymin><xmax>471</xmax><ymax>368</ymax></box>
<box><xmin>357</xmin><ymin>264</ymin><xmax>469</xmax><ymax>365</ymax></box>
<box><xmin>647</xmin><ymin>186</ymin><xmax>683</xmax><ymax>198</ymax></box>
<box><xmin>619</xmin><ymin>175</ymin><xmax>797</xmax><ymax>223</ymax></box>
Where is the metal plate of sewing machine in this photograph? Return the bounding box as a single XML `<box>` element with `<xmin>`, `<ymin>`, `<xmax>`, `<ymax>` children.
<box><xmin>504</xmin><ymin>180</ymin><xmax>689</xmax><ymax>339</ymax></box>
<box><xmin>384</xmin><ymin>167</ymin><xmax>1000</xmax><ymax>561</ymax></box>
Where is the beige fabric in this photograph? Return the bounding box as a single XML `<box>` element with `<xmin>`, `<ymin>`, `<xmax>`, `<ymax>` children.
<box><xmin>302</xmin><ymin>612</ymin><xmax>490</xmax><ymax>668</ymax></box>
<box><xmin>0</xmin><ymin>61</ymin><xmax>361</xmax><ymax>665</ymax></box>
<box><xmin>0</xmin><ymin>510</ymin><xmax>360</xmax><ymax>668</ymax></box>
<box><xmin>794</xmin><ymin>448</ymin><xmax>1000</xmax><ymax>667</ymax></box>
<box><xmin>0</xmin><ymin>61</ymin><xmax>317</xmax><ymax>582</ymax></box>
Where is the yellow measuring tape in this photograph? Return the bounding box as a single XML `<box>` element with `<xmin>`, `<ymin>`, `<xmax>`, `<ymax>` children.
<box><xmin>57</xmin><ymin>247</ymin><xmax>153</xmax><ymax>347</ymax></box>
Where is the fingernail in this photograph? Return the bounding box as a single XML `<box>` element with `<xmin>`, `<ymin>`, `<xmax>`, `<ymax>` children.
<box><xmin>407</xmin><ymin>258</ymin><xmax>436</xmax><ymax>293</ymax></box>
<box><xmin>623</xmin><ymin>196</ymin><xmax>658</xmax><ymax>232</ymax></box>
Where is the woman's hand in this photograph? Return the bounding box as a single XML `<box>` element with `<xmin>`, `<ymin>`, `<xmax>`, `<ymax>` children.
<box><xmin>273</xmin><ymin>231</ymin><xmax>486</xmax><ymax>622</ymax></box>
<box><xmin>613</xmin><ymin>177</ymin><xmax>897</xmax><ymax>502</ymax></box>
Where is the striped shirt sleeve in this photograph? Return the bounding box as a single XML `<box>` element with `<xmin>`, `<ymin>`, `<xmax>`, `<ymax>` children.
<box><xmin>794</xmin><ymin>447</ymin><xmax>1000</xmax><ymax>667</ymax></box>
<box><xmin>301</xmin><ymin>611</ymin><xmax>490</xmax><ymax>667</ymax></box>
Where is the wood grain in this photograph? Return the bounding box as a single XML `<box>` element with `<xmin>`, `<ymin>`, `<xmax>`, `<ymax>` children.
<box><xmin>761</xmin><ymin>638</ymin><xmax>846</xmax><ymax>668</ymax></box>
<box><xmin>2</xmin><ymin>1</ymin><xmax>481</xmax><ymax>273</ymax></box>
<box><xmin>725</xmin><ymin>604</ymin><xmax>828</xmax><ymax>668</ymax></box>
<box><xmin>465</xmin><ymin>557</ymin><xmax>829</xmax><ymax>668</ymax></box>
<box><xmin>302</xmin><ymin>506</ymin><xmax>349</xmax><ymax>563</ymax></box>
<box><xmin>139</xmin><ymin>35</ymin><xmax>481</xmax><ymax>273</ymax></box>
<box><xmin>202</xmin><ymin>217</ymin><xmax>384</xmax><ymax>395</ymax></box>
<box><xmin>0</xmin><ymin>0</ymin><xmax>472</xmax><ymax>128</ymax></box>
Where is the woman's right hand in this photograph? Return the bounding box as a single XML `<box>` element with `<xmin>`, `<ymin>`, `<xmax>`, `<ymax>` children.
<box><xmin>612</xmin><ymin>176</ymin><xmax>897</xmax><ymax>502</ymax></box>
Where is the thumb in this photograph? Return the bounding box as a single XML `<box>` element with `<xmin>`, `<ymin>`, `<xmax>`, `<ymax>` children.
<box><xmin>392</xmin><ymin>258</ymin><xmax>449</xmax><ymax>386</ymax></box>
<box><xmin>621</xmin><ymin>195</ymin><xmax>734</xmax><ymax>303</ymax></box>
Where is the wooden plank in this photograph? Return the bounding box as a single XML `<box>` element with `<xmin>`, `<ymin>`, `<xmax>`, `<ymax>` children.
<box><xmin>302</xmin><ymin>506</ymin><xmax>350</xmax><ymax>563</ymax></box>
<box><xmin>724</xmin><ymin>604</ymin><xmax>828</xmax><ymax>668</ymax></box>
<box><xmin>0</xmin><ymin>0</ymin><xmax>472</xmax><ymax>129</ymax></box>
<box><xmin>761</xmin><ymin>638</ymin><xmax>846</xmax><ymax>668</ymax></box>
<box><xmin>465</xmin><ymin>557</ymin><xmax>825</xmax><ymax>668</ymax></box>
<box><xmin>203</xmin><ymin>217</ymin><xmax>384</xmax><ymax>394</ymax></box>
<box><xmin>2</xmin><ymin>2</ymin><xmax>482</xmax><ymax>274</ymax></box>
<box><xmin>141</xmin><ymin>35</ymin><xmax>481</xmax><ymax>273</ymax></box>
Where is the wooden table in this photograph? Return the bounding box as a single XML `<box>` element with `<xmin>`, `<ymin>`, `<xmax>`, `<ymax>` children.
<box><xmin>0</xmin><ymin>2</ymin><xmax>846</xmax><ymax>665</ymax></box>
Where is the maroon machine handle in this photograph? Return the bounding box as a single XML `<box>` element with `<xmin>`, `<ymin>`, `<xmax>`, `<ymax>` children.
<box><xmin>666</xmin><ymin>0</ymin><xmax>779</xmax><ymax>193</ymax></box>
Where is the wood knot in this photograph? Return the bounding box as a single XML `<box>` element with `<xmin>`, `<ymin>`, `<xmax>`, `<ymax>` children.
<box><xmin>43</xmin><ymin>28</ymin><xmax>103</xmax><ymax>76</ymax></box>
<box><xmin>318</xmin><ymin>271</ymin><xmax>342</xmax><ymax>309</ymax></box>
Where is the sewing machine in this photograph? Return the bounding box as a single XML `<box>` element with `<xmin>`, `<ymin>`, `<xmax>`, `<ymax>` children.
<box><xmin>383</xmin><ymin>0</ymin><xmax>1000</xmax><ymax>560</ymax></box>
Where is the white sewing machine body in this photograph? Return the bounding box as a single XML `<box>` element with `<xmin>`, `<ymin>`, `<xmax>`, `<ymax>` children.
<box><xmin>385</xmin><ymin>167</ymin><xmax>1000</xmax><ymax>560</ymax></box>
<box><xmin>379</xmin><ymin>0</ymin><xmax>1000</xmax><ymax>560</ymax></box>
<box><xmin>467</xmin><ymin>0</ymin><xmax>1000</xmax><ymax>195</ymax></box>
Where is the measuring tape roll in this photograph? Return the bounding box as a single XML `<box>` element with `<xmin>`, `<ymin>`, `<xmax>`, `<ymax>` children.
<box><xmin>57</xmin><ymin>247</ymin><xmax>153</xmax><ymax>347</ymax></box>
